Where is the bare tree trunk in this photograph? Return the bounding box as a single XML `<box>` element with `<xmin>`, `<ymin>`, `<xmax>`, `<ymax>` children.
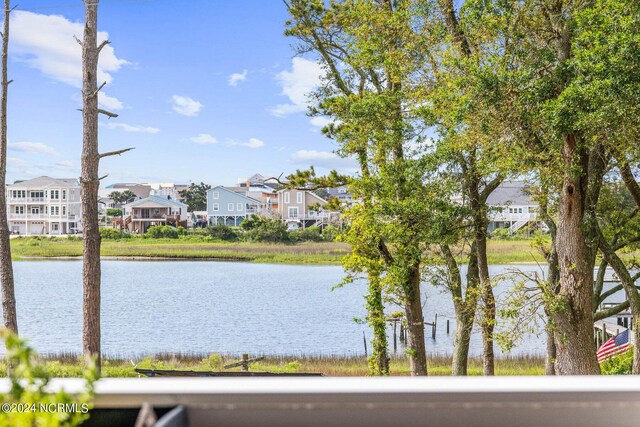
<box><xmin>476</xmin><ymin>232</ymin><xmax>495</xmax><ymax>376</ymax></box>
<box><xmin>0</xmin><ymin>0</ymin><xmax>18</xmax><ymax>337</ymax></box>
<box><xmin>81</xmin><ymin>0</ymin><xmax>102</xmax><ymax>369</ymax></box>
<box><xmin>552</xmin><ymin>135</ymin><xmax>600</xmax><ymax>375</ymax></box>
<box><xmin>404</xmin><ymin>265</ymin><xmax>427</xmax><ymax>376</ymax></box>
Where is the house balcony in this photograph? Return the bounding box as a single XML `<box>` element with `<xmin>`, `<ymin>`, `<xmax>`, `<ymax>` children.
<box><xmin>489</xmin><ymin>212</ymin><xmax>538</xmax><ymax>222</ymax></box>
<box><xmin>8</xmin><ymin>213</ymin><xmax>70</xmax><ymax>220</ymax></box>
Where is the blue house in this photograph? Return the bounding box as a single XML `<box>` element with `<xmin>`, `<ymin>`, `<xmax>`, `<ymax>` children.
<box><xmin>206</xmin><ymin>186</ymin><xmax>261</xmax><ymax>226</ymax></box>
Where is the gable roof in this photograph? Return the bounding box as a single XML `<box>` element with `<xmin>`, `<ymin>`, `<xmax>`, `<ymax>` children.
<box><xmin>124</xmin><ymin>195</ymin><xmax>187</xmax><ymax>209</ymax></box>
<box><xmin>10</xmin><ymin>176</ymin><xmax>79</xmax><ymax>188</ymax></box>
<box><xmin>208</xmin><ymin>186</ymin><xmax>261</xmax><ymax>204</ymax></box>
<box><xmin>486</xmin><ymin>181</ymin><xmax>535</xmax><ymax>206</ymax></box>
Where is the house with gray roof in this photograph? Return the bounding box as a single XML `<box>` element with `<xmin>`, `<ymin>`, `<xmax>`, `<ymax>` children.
<box><xmin>6</xmin><ymin>176</ymin><xmax>82</xmax><ymax>235</ymax></box>
<box><xmin>486</xmin><ymin>180</ymin><xmax>540</xmax><ymax>233</ymax></box>
<box><xmin>121</xmin><ymin>195</ymin><xmax>188</xmax><ymax>233</ymax></box>
<box><xmin>206</xmin><ymin>186</ymin><xmax>261</xmax><ymax>226</ymax></box>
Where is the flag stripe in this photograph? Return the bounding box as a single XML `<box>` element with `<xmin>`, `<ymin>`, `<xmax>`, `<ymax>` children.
<box><xmin>597</xmin><ymin>330</ymin><xmax>631</xmax><ymax>363</ymax></box>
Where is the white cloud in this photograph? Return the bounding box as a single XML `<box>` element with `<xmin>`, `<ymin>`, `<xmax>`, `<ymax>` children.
<box><xmin>53</xmin><ymin>160</ymin><xmax>74</xmax><ymax>169</ymax></box>
<box><xmin>8</xmin><ymin>141</ymin><xmax>58</xmax><ymax>156</ymax></box>
<box><xmin>8</xmin><ymin>157</ymin><xmax>28</xmax><ymax>171</ymax></box>
<box><xmin>11</xmin><ymin>11</ymin><xmax>127</xmax><ymax>109</ymax></box>
<box><xmin>292</xmin><ymin>149</ymin><xmax>358</xmax><ymax>171</ymax></box>
<box><xmin>292</xmin><ymin>150</ymin><xmax>339</xmax><ymax>162</ymax></box>
<box><xmin>190</xmin><ymin>133</ymin><xmax>218</xmax><ymax>145</ymax></box>
<box><xmin>106</xmin><ymin>122</ymin><xmax>160</xmax><ymax>134</ymax></box>
<box><xmin>310</xmin><ymin>117</ymin><xmax>333</xmax><ymax>128</ymax></box>
<box><xmin>229</xmin><ymin>137</ymin><xmax>265</xmax><ymax>149</ymax></box>
<box><xmin>242</xmin><ymin>138</ymin><xmax>264</xmax><ymax>149</ymax></box>
<box><xmin>172</xmin><ymin>95</ymin><xmax>203</xmax><ymax>117</ymax></box>
<box><xmin>98</xmin><ymin>92</ymin><xmax>124</xmax><ymax>110</ymax></box>
<box><xmin>228</xmin><ymin>69</ymin><xmax>248</xmax><ymax>86</ymax></box>
<box><xmin>269</xmin><ymin>58</ymin><xmax>323</xmax><ymax>117</ymax></box>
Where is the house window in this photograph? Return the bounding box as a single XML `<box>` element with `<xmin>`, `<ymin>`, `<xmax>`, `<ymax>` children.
<box><xmin>212</xmin><ymin>203</ymin><xmax>219</xmax><ymax>212</ymax></box>
<box><xmin>62</xmin><ymin>190</ymin><xmax>67</xmax><ymax>200</ymax></box>
<box><xmin>338</xmin><ymin>188</ymin><xmax>347</xmax><ymax>194</ymax></box>
<box><xmin>15</xmin><ymin>206</ymin><xmax>24</xmax><ymax>214</ymax></box>
<box><xmin>62</xmin><ymin>206</ymin><xmax>66</xmax><ymax>216</ymax></box>
<box><xmin>11</xmin><ymin>190</ymin><xmax>25</xmax><ymax>198</ymax></box>
<box><xmin>50</xmin><ymin>190</ymin><xmax>59</xmax><ymax>200</ymax></box>
<box><xmin>51</xmin><ymin>206</ymin><xmax>59</xmax><ymax>215</ymax></box>
<box><xmin>212</xmin><ymin>191</ymin><xmax>220</xmax><ymax>200</ymax></box>
<box><xmin>31</xmin><ymin>207</ymin><xmax>39</xmax><ymax>215</ymax></box>
<box><xmin>52</xmin><ymin>223</ymin><xmax>59</xmax><ymax>232</ymax></box>
<box><xmin>228</xmin><ymin>203</ymin><xmax>234</xmax><ymax>212</ymax></box>
<box><xmin>284</xmin><ymin>192</ymin><xmax>290</xmax><ymax>203</ymax></box>
<box><xmin>288</xmin><ymin>207</ymin><xmax>299</xmax><ymax>218</ymax></box>
<box><xmin>237</xmin><ymin>203</ymin><xmax>243</xmax><ymax>211</ymax></box>
<box><xmin>297</xmin><ymin>192</ymin><xmax>303</xmax><ymax>204</ymax></box>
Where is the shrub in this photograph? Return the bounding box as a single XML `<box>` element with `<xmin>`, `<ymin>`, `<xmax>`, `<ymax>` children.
<box><xmin>601</xmin><ymin>347</ymin><xmax>633</xmax><ymax>375</ymax></box>
<box><xmin>490</xmin><ymin>228</ymin><xmax>512</xmax><ymax>240</ymax></box>
<box><xmin>106</xmin><ymin>208</ymin><xmax>122</xmax><ymax>217</ymax></box>
<box><xmin>99</xmin><ymin>228</ymin><xmax>131</xmax><ymax>240</ymax></box>
<box><xmin>176</xmin><ymin>226</ymin><xmax>187</xmax><ymax>236</ymax></box>
<box><xmin>0</xmin><ymin>329</ymin><xmax>98</xmax><ymax>426</ymax></box>
<box><xmin>244</xmin><ymin>218</ymin><xmax>290</xmax><ymax>243</ymax></box>
<box><xmin>321</xmin><ymin>225</ymin><xmax>340</xmax><ymax>242</ymax></box>
<box><xmin>144</xmin><ymin>225</ymin><xmax>179</xmax><ymax>239</ymax></box>
<box><xmin>291</xmin><ymin>226</ymin><xmax>323</xmax><ymax>242</ymax></box>
<box><xmin>206</xmin><ymin>224</ymin><xmax>237</xmax><ymax>241</ymax></box>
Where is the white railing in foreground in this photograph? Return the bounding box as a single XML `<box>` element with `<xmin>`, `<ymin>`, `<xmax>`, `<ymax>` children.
<box><xmin>1</xmin><ymin>376</ymin><xmax>640</xmax><ymax>427</ymax></box>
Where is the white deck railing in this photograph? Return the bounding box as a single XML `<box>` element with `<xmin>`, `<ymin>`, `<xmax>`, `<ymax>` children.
<box><xmin>2</xmin><ymin>376</ymin><xmax>639</xmax><ymax>426</ymax></box>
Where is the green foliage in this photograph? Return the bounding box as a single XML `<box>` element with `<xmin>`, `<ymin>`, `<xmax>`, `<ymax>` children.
<box><xmin>290</xmin><ymin>226</ymin><xmax>324</xmax><ymax>242</ymax></box>
<box><xmin>242</xmin><ymin>216</ymin><xmax>290</xmax><ymax>243</ymax></box>
<box><xmin>601</xmin><ymin>347</ymin><xmax>633</xmax><ymax>375</ymax></box>
<box><xmin>0</xmin><ymin>329</ymin><xmax>98</xmax><ymax>427</ymax></box>
<box><xmin>200</xmin><ymin>354</ymin><xmax>223</xmax><ymax>371</ymax></box>
<box><xmin>98</xmin><ymin>228</ymin><xmax>131</xmax><ymax>240</ymax></box>
<box><xmin>206</xmin><ymin>225</ymin><xmax>238</xmax><ymax>241</ymax></box>
<box><xmin>144</xmin><ymin>225</ymin><xmax>179</xmax><ymax>239</ymax></box>
<box><xmin>105</xmin><ymin>208</ymin><xmax>122</xmax><ymax>217</ymax></box>
<box><xmin>321</xmin><ymin>225</ymin><xmax>340</xmax><ymax>242</ymax></box>
<box><xmin>178</xmin><ymin>182</ymin><xmax>211</xmax><ymax>212</ymax></box>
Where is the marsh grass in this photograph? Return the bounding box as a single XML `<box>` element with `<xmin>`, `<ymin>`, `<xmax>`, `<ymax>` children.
<box><xmin>0</xmin><ymin>352</ymin><xmax>545</xmax><ymax>377</ymax></box>
<box><xmin>11</xmin><ymin>236</ymin><xmax>551</xmax><ymax>265</ymax></box>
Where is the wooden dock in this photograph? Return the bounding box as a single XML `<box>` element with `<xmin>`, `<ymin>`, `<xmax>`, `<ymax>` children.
<box><xmin>593</xmin><ymin>320</ymin><xmax>634</xmax><ymax>349</ymax></box>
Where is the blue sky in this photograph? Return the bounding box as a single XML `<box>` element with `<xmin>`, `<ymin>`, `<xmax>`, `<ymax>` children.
<box><xmin>6</xmin><ymin>0</ymin><xmax>354</xmax><ymax>186</ymax></box>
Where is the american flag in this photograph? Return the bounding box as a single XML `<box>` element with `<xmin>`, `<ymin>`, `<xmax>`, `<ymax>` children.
<box><xmin>597</xmin><ymin>329</ymin><xmax>631</xmax><ymax>363</ymax></box>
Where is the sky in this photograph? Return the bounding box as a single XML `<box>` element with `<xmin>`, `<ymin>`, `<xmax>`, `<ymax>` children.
<box><xmin>5</xmin><ymin>0</ymin><xmax>356</xmax><ymax>187</ymax></box>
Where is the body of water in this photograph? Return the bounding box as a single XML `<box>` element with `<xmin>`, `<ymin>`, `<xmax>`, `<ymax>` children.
<box><xmin>1</xmin><ymin>260</ymin><xmax>556</xmax><ymax>357</ymax></box>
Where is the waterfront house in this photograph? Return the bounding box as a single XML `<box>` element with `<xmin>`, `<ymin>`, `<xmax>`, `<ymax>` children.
<box><xmin>121</xmin><ymin>195</ymin><xmax>188</xmax><ymax>233</ymax></box>
<box><xmin>486</xmin><ymin>181</ymin><xmax>540</xmax><ymax>234</ymax></box>
<box><xmin>6</xmin><ymin>176</ymin><xmax>82</xmax><ymax>235</ymax></box>
<box><xmin>277</xmin><ymin>188</ymin><xmax>335</xmax><ymax>229</ymax></box>
<box><xmin>206</xmin><ymin>186</ymin><xmax>261</xmax><ymax>226</ymax></box>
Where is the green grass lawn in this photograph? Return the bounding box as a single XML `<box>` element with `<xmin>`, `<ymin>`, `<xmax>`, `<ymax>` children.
<box><xmin>10</xmin><ymin>236</ymin><xmax>550</xmax><ymax>265</ymax></box>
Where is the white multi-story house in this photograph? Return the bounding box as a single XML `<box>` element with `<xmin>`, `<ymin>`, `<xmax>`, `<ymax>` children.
<box><xmin>6</xmin><ymin>176</ymin><xmax>82</xmax><ymax>235</ymax></box>
<box><xmin>486</xmin><ymin>181</ymin><xmax>539</xmax><ymax>234</ymax></box>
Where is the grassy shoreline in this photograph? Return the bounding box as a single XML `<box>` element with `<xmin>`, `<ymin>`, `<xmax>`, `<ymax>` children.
<box><xmin>0</xmin><ymin>353</ymin><xmax>545</xmax><ymax>377</ymax></box>
<box><xmin>10</xmin><ymin>236</ymin><xmax>549</xmax><ymax>265</ymax></box>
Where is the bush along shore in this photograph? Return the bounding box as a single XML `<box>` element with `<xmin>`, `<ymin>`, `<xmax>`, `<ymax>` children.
<box><xmin>0</xmin><ymin>352</ymin><xmax>548</xmax><ymax>377</ymax></box>
<box><xmin>9</xmin><ymin>223</ymin><xmax>554</xmax><ymax>265</ymax></box>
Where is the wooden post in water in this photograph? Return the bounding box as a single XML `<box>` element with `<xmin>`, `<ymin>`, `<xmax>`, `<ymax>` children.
<box><xmin>241</xmin><ymin>354</ymin><xmax>249</xmax><ymax>372</ymax></box>
<box><xmin>393</xmin><ymin>320</ymin><xmax>397</xmax><ymax>353</ymax></box>
<box><xmin>363</xmin><ymin>331</ymin><xmax>368</xmax><ymax>357</ymax></box>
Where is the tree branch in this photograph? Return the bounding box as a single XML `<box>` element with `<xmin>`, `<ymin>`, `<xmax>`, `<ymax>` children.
<box><xmin>73</xmin><ymin>34</ymin><xmax>83</xmax><ymax>47</ymax></box>
<box><xmin>99</xmin><ymin>147</ymin><xmax>134</xmax><ymax>159</ymax></box>
<box><xmin>97</xmin><ymin>39</ymin><xmax>110</xmax><ymax>54</ymax></box>
<box><xmin>92</xmin><ymin>81</ymin><xmax>107</xmax><ymax>98</ymax></box>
